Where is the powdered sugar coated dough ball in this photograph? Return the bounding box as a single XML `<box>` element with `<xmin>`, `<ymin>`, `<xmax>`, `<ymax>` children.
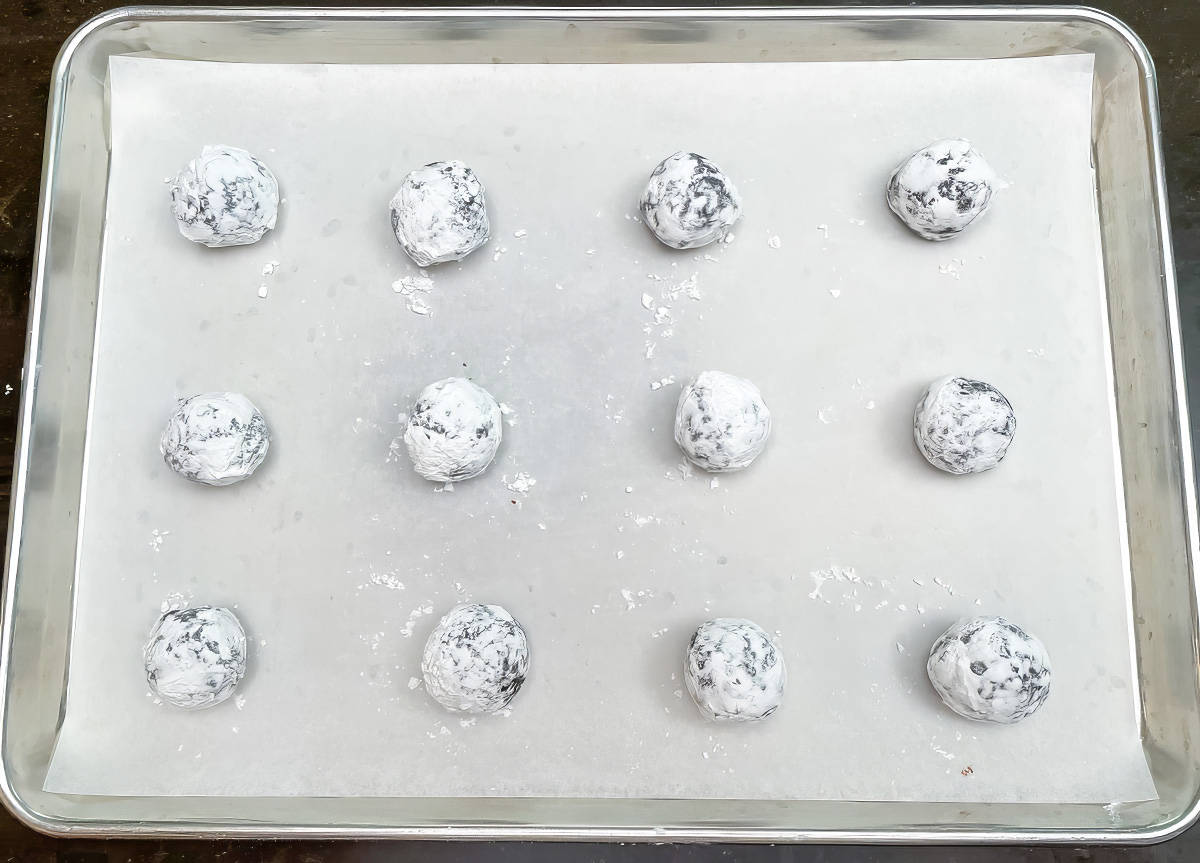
<box><xmin>914</xmin><ymin>376</ymin><xmax>1015</xmax><ymax>475</ymax></box>
<box><xmin>160</xmin><ymin>392</ymin><xmax>270</xmax><ymax>487</ymax></box>
<box><xmin>421</xmin><ymin>603</ymin><xmax>529</xmax><ymax>714</ymax></box>
<box><xmin>640</xmin><ymin>152</ymin><xmax>742</xmax><ymax>249</ymax></box>
<box><xmin>684</xmin><ymin>618</ymin><xmax>785</xmax><ymax>722</ymax></box>
<box><xmin>675</xmin><ymin>370</ymin><xmax>771</xmax><ymax>472</ymax></box>
<box><xmin>144</xmin><ymin>606</ymin><xmax>247</xmax><ymax>710</ymax></box>
<box><xmin>927</xmin><ymin>616</ymin><xmax>1051</xmax><ymax>724</ymax></box>
<box><xmin>170</xmin><ymin>145</ymin><xmax>279</xmax><ymax>247</ymax></box>
<box><xmin>404</xmin><ymin>377</ymin><xmax>502</xmax><ymax>482</ymax></box>
<box><xmin>886</xmin><ymin>138</ymin><xmax>997</xmax><ymax>241</ymax></box>
<box><xmin>390</xmin><ymin>160</ymin><xmax>490</xmax><ymax>266</ymax></box>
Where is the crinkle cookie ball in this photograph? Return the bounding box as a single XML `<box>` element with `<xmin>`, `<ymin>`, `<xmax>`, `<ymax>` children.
<box><xmin>927</xmin><ymin>616</ymin><xmax>1052</xmax><ymax>724</ymax></box>
<box><xmin>404</xmin><ymin>377</ymin><xmax>502</xmax><ymax>483</ymax></box>
<box><xmin>914</xmin><ymin>376</ymin><xmax>1015</xmax><ymax>475</ymax></box>
<box><xmin>390</xmin><ymin>160</ymin><xmax>490</xmax><ymax>266</ymax></box>
<box><xmin>160</xmin><ymin>392</ymin><xmax>270</xmax><ymax>487</ymax></box>
<box><xmin>886</xmin><ymin>138</ymin><xmax>997</xmax><ymax>241</ymax></box>
<box><xmin>170</xmin><ymin>145</ymin><xmax>279</xmax><ymax>247</ymax></box>
<box><xmin>640</xmin><ymin>152</ymin><xmax>742</xmax><ymax>249</ymax></box>
<box><xmin>675</xmin><ymin>370</ymin><xmax>771</xmax><ymax>473</ymax></box>
<box><xmin>144</xmin><ymin>606</ymin><xmax>247</xmax><ymax>710</ymax></box>
<box><xmin>684</xmin><ymin>618</ymin><xmax>785</xmax><ymax>722</ymax></box>
<box><xmin>421</xmin><ymin>603</ymin><xmax>529</xmax><ymax>714</ymax></box>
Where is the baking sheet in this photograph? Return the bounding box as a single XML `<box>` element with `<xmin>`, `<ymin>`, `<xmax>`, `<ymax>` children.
<box><xmin>44</xmin><ymin>53</ymin><xmax>1156</xmax><ymax>803</ymax></box>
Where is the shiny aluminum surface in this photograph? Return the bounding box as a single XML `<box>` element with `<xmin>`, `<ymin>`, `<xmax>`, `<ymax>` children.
<box><xmin>0</xmin><ymin>5</ymin><xmax>1194</xmax><ymax>842</ymax></box>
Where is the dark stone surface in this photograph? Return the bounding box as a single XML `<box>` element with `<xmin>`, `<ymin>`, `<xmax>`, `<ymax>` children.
<box><xmin>0</xmin><ymin>0</ymin><xmax>1195</xmax><ymax>859</ymax></box>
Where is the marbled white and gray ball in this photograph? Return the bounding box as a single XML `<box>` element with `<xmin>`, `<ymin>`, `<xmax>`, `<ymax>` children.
<box><xmin>160</xmin><ymin>392</ymin><xmax>270</xmax><ymax>487</ymax></box>
<box><xmin>404</xmin><ymin>377</ymin><xmax>502</xmax><ymax>483</ymax></box>
<box><xmin>170</xmin><ymin>145</ymin><xmax>279</xmax><ymax>247</ymax></box>
<box><xmin>144</xmin><ymin>606</ymin><xmax>247</xmax><ymax>710</ymax></box>
<box><xmin>421</xmin><ymin>603</ymin><xmax>529</xmax><ymax>714</ymax></box>
<box><xmin>684</xmin><ymin>618</ymin><xmax>785</xmax><ymax>722</ymax></box>
<box><xmin>927</xmin><ymin>616</ymin><xmax>1052</xmax><ymax>724</ymax></box>
<box><xmin>886</xmin><ymin>139</ymin><xmax>997</xmax><ymax>241</ymax></box>
<box><xmin>914</xmin><ymin>376</ymin><xmax>1015</xmax><ymax>475</ymax></box>
<box><xmin>390</xmin><ymin>160</ymin><xmax>490</xmax><ymax>266</ymax></box>
<box><xmin>640</xmin><ymin>152</ymin><xmax>742</xmax><ymax>249</ymax></box>
<box><xmin>675</xmin><ymin>370</ymin><xmax>771</xmax><ymax>473</ymax></box>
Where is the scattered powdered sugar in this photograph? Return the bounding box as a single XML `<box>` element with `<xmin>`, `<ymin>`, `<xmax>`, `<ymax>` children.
<box><xmin>261</xmin><ymin>260</ymin><xmax>279</xmax><ymax>276</ymax></box>
<box><xmin>828</xmin><ymin>288</ymin><xmax>842</xmax><ymax>299</ymax></box>
<box><xmin>930</xmin><ymin>738</ymin><xmax>956</xmax><ymax>761</ymax></box>
<box><xmin>367</xmin><ymin>570</ymin><xmax>405</xmax><ymax>591</ymax></box>
<box><xmin>649</xmin><ymin>376</ymin><xmax>675</xmax><ymax>391</ymax></box>
<box><xmin>512</xmin><ymin>228</ymin><xmax>528</xmax><ymax>239</ymax></box>
<box><xmin>848</xmin><ymin>217</ymin><xmax>866</xmax><ymax>226</ymax></box>
<box><xmin>938</xmin><ymin>258</ymin><xmax>965</xmax><ymax>280</ymax></box>
<box><xmin>148</xmin><ymin>529</ymin><xmax>170</xmax><ymax>552</ymax></box>
<box><xmin>234</xmin><ymin>695</ymin><xmax>246</xmax><ymax>711</ymax></box>
<box><xmin>159</xmin><ymin>591</ymin><xmax>189</xmax><ymax>613</ymax></box>
<box><xmin>399</xmin><ymin>603</ymin><xmax>435</xmax><ymax>638</ymax></box>
<box><xmin>407</xmin><ymin>677</ymin><xmax>422</xmax><ymax>690</ymax></box>
<box><xmin>256</xmin><ymin>284</ymin><xmax>269</xmax><ymax>299</ymax></box>
<box><xmin>807</xmin><ymin>565</ymin><xmax>862</xmax><ymax>600</ymax></box>
<box><xmin>619</xmin><ymin>587</ymin><xmax>655</xmax><ymax>611</ymax></box>
<box><xmin>503</xmin><ymin>472</ymin><xmax>537</xmax><ymax>497</ymax></box>
<box><xmin>817</xmin><ymin>223</ymin><xmax>830</xmax><ymax>240</ymax></box>
<box><xmin>817</xmin><ymin>406</ymin><xmax>838</xmax><ymax>424</ymax></box>
<box><xmin>767</xmin><ymin>235</ymin><xmax>782</xmax><ymax>249</ymax></box>
<box><xmin>392</xmin><ymin>271</ymin><xmax>435</xmax><ymax>316</ymax></box>
<box><xmin>498</xmin><ymin>402</ymin><xmax>518</xmax><ymax>427</ymax></box>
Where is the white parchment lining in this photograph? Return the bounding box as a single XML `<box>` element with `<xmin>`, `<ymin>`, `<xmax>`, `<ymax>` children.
<box><xmin>44</xmin><ymin>54</ymin><xmax>1155</xmax><ymax>803</ymax></box>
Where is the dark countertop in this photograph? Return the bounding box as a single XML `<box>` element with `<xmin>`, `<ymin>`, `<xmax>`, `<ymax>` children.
<box><xmin>0</xmin><ymin>1</ymin><xmax>1196</xmax><ymax>860</ymax></box>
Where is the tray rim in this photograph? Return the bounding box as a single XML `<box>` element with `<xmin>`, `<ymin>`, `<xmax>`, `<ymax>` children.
<box><xmin>2</xmin><ymin>3</ymin><xmax>1196</xmax><ymax>844</ymax></box>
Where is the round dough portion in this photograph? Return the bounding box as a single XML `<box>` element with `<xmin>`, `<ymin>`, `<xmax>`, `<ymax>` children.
<box><xmin>404</xmin><ymin>377</ymin><xmax>502</xmax><ymax>483</ymax></box>
<box><xmin>684</xmin><ymin>618</ymin><xmax>785</xmax><ymax>722</ymax></box>
<box><xmin>144</xmin><ymin>606</ymin><xmax>247</xmax><ymax>710</ymax></box>
<box><xmin>886</xmin><ymin>138</ymin><xmax>997</xmax><ymax>241</ymax></box>
<box><xmin>170</xmin><ymin>145</ymin><xmax>279</xmax><ymax>247</ymax></box>
<box><xmin>914</xmin><ymin>376</ymin><xmax>1015</xmax><ymax>475</ymax></box>
<box><xmin>927</xmin><ymin>616</ymin><xmax>1051</xmax><ymax>724</ymax></box>
<box><xmin>421</xmin><ymin>603</ymin><xmax>529</xmax><ymax>714</ymax></box>
<box><xmin>675</xmin><ymin>370</ymin><xmax>771</xmax><ymax>473</ymax></box>
<box><xmin>390</xmin><ymin>160</ymin><xmax>490</xmax><ymax>266</ymax></box>
<box><xmin>160</xmin><ymin>392</ymin><xmax>270</xmax><ymax>487</ymax></box>
<box><xmin>640</xmin><ymin>152</ymin><xmax>742</xmax><ymax>249</ymax></box>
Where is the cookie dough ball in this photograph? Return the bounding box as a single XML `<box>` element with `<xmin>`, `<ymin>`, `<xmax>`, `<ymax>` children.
<box><xmin>927</xmin><ymin>616</ymin><xmax>1051</xmax><ymax>724</ymax></box>
<box><xmin>404</xmin><ymin>377</ymin><xmax>501</xmax><ymax>482</ymax></box>
<box><xmin>675</xmin><ymin>370</ymin><xmax>771</xmax><ymax>473</ymax></box>
<box><xmin>684</xmin><ymin>618</ymin><xmax>785</xmax><ymax>722</ymax></box>
<box><xmin>144</xmin><ymin>606</ymin><xmax>247</xmax><ymax>710</ymax></box>
<box><xmin>390</xmin><ymin>160</ymin><xmax>490</xmax><ymax>266</ymax></box>
<box><xmin>421</xmin><ymin>603</ymin><xmax>529</xmax><ymax>714</ymax></box>
<box><xmin>160</xmin><ymin>392</ymin><xmax>270</xmax><ymax>487</ymax></box>
<box><xmin>914</xmin><ymin>376</ymin><xmax>1015</xmax><ymax>475</ymax></box>
<box><xmin>886</xmin><ymin>139</ymin><xmax>997</xmax><ymax>241</ymax></box>
<box><xmin>640</xmin><ymin>152</ymin><xmax>742</xmax><ymax>249</ymax></box>
<box><xmin>170</xmin><ymin>145</ymin><xmax>279</xmax><ymax>247</ymax></box>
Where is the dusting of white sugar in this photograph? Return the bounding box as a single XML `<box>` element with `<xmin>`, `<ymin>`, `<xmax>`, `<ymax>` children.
<box><xmin>392</xmin><ymin>271</ymin><xmax>435</xmax><ymax>316</ymax></box>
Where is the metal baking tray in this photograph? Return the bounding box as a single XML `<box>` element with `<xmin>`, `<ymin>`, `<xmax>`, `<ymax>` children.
<box><xmin>2</xmin><ymin>4</ymin><xmax>1195</xmax><ymax>843</ymax></box>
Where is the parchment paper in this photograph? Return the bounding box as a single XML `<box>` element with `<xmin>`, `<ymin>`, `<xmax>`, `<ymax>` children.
<box><xmin>44</xmin><ymin>53</ymin><xmax>1157</xmax><ymax>803</ymax></box>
